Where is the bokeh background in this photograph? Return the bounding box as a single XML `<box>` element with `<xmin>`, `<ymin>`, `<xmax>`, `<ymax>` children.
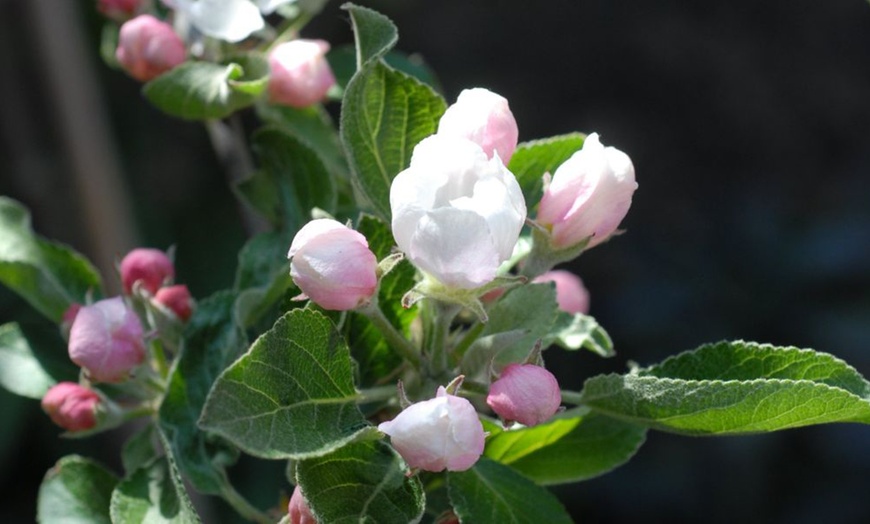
<box><xmin>2</xmin><ymin>0</ymin><xmax>870</xmax><ymax>522</ymax></box>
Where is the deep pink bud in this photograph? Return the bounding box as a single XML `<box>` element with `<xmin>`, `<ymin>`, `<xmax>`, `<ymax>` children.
<box><xmin>487</xmin><ymin>364</ymin><xmax>561</xmax><ymax>427</ymax></box>
<box><xmin>120</xmin><ymin>248</ymin><xmax>175</xmax><ymax>295</ymax></box>
<box><xmin>378</xmin><ymin>386</ymin><xmax>485</xmax><ymax>472</ymax></box>
<box><xmin>41</xmin><ymin>382</ymin><xmax>100</xmax><ymax>432</ymax></box>
<box><xmin>97</xmin><ymin>0</ymin><xmax>141</xmax><ymax>19</ymax></box>
<box><xmin>288</xmin><ymin>219</ymin><xmax>378</xmax><ymax>311</ymax></box>
<box><xmin>154</xmin><ymin>284</ymin><xmax>194</xmax><ymax>321</ymax></box>
<box><xmin>116</xmin><ymin>15</ymin><xmax>186</xmax><ymax>82</ymax></box>
<box><xmin>68</xmin><ymin>297</ymin><xmax>145</xmax><ymax>383</ymax></box>
<box><xmin>532</xmin><ymin>270</ymin><xmax>590</xmax><ymax>314</ymax></box>
<box><xmin>437</xmin><ymin>88</ymin><xmax>519</xmax><ymax>163</ymax></box>
<box><xmin>268</xmin><ymin>39</ymin><xmax>336</xmax><ymax>108</ymax></box>
<box><xmin>536</xmin><ymin>133</ymin><xmax>637</xmax><ymax>250</ymax></box>
<box><xmin>287</xmin><ymin>485</ymin><xmax>317</xmax><ymax>524</ymax></box>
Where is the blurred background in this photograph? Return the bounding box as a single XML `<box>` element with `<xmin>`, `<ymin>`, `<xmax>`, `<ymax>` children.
<box><xmin>2</xmin><ymin>0</ymin><xmax>870</xmax><ymax>522</ymax></box>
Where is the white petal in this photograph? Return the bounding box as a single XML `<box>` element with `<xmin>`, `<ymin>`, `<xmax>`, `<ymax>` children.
<box><xmin>189</xmin><ymin>0</ymin><xmax>264</xmax><ymax>42</ymax></box>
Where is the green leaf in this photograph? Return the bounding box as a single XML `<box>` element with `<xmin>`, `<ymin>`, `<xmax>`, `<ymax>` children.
<box><xmin>296</xmin><ymin>440</ymin><xmax>425</xmax><ymax>524</ymax></box>
<box><xmin>340</xmin><ymin>6</ymin><xmax>446</xmax><ymax>221</ymax></box>
<box><xmin>447</xmin><ymin>458</ymin><xmax>572</xmax><ymax>524</ymax></box>
<box><xmin>0</xmin><ymin>197</ymin><xmax>102</xmax><ymax>321</ymax></box>
<box><xmin>544</xmin><ymin>311</ymin><xmax>614</xmax><ymax>357</ymax></box>
<box><xmin>110</xmin><ymin>454</ymin><xmax>200</xmax><ymax>524</ymax></box>
<box><xmin>232</xmin><ymin>231</ymin><xmax>295</xmax><ymax>330</ymax></box>
<box><xmin>240</xmin><ymin>128</ymin><xmax>336</xmax><ymax>230</ymax></box>
<box><xmin>484</xmin><ymin>413</ymin><xmax>646</xmax><ymax>485</ymax></box>
<box><xmin>226</xmin><ymin>54</ymin><xmax>270</xmax><ymax>96</ymax></box>
<box><xmin>508</xmin><ymin>133</ymin><xmax>585</xmax><ymax>207</ymax></box>
<box><xmin>143</xmin><ymin>60</ymin><xmax>266</xmax><ymax>120</ymax></box>
<box><xmin>122</xmin><ymin>424</ymin><xmax>160</xmax><ymax>477</ymax></box>
<box><xmin>199</xmin><ymin>309</ymin><xmax>373</xmax><ymax>459</ymax></box>
<box><xmin>37</xmin><ymin>455</ymin><xmax>118</xmax><ymax>524</ymax></box>
<box><xmin>329</xmin><ymin>45</ymin><xmax>443</xmax><ymax>96</ymax></box>
<box><xmin>581</xmin><ymin>340</ymin><xmax>870</xmax><ymax>435</ymax></box>
<box><xmin>0</xmin><ymin>322</ymin><xmax>66</xmax><ymax>398</ymax></box>
<box><xmin>158</xmin><ymin>291</ymin><xmax>246</xmax><ymax>494</ymax></box>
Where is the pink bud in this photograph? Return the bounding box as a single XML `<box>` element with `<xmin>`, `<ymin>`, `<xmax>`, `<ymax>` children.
<box><xmin>60</xmin><ymin>302</ymin><xmax>83</xmax><ymax>339</ymax></box>
<box><xmin>536</xmin><ymin>133</ymin><xmax>637</xmax><ymax>250</ymax></box>
<box><xmin>97</xmin><ymin>0</ymin><xmax>141</xmax><ymax>19</ymax></box>
<box><xmin>437</xmin><ymin>88</ymin><xmax>519</xmax><ymax>163</ymax></box>
<box><xmin>154</xmin><ymin>284</ymin><xmax>194</xmax><ymax>321</ymax></box>
<box><xmin>288</xmin><ymin>219</ymin><xmax>378</xmax><ymax>311</ymax></box>
<box><xmin>120</xmin><ymin>248</ymin><xmax>175</xmax><ymax>295</ymax></box>
<box><xmin>68</xmin><ymin>297</ymin><xmax>145</xmax><ymax>383</ymax></box>
<box><xmin>116</xmin><ymin>15</ymin><xmax>186</xmax><ymax>82</ymax></box>
<box><xmin>378</xmin><ymin>386</ymin><xmax>485</xmax><ymax>472</ymax></box>
<box><xmin>532</xmin><ymin>270</ymin><xmax>590</xmax><ymax>314</ymax></box>
<box><xmin>287</xmin><ymin>485</ymin><xmax>317</xmax><ymax>524</ymax></box>
<box><xmin>41</xmin><ymin>382</ymin><xmax>100</xmax><ymax>432</ymax></box>
<box><xmin>268</xmin><ymin>39</ymin><xmax>336</xmax><ymax>108</ymax></box>
<box><xmin>487</xmin><ymin>364</ymin><xmax>561</xmax><ymax>427</ymax></box>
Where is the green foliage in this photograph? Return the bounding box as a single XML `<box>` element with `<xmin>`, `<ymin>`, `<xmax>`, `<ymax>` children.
<box><xmin>200</xmin><ymin>309</ymin><xmax>374</xmax><ymax>459</ymax></box>
<box><xmin>121</xmin><ymin>425</ymin><xmax>160</xmax><ymax>476</ymax></box>
<box><xmin>340</xmin><ymin>4</ymin><xmax>447</xmax><ymax>221</ymax></box>
<box><xmin>581</xmin><ymin>340</ymin><xmax>870</xmax><ymax>435</ymax></box>
<box><xmin>232</xmin><ymin>231</ymin><xmax>295</xmax><ymax>330</ymax></box>
<box><xmin>447</xmin><ymin>458</ymin><xmax>573</xmax><ymax>524</ymax></box>
<box><xmin>508</xmin><ymin>133</ymin><xmax>585</xmax><ymax>207</ymax></box>
<box><xmin>37</xmin><ymin>455</ymin><xmax>118</xmax><ymax>524</ymax></box>
<box><xmin>0</xmin><ymin>197</ymin><xmax>102</xmax><ymax>321</ymax></box>
<box><xmin>296</xmin><ymin>440</ymin><xmax>425</xmax><ymax>523</ymax></box>
<box><xmin>143</xmin><ymin>57</ymin><xmax>269</xmax><ymax>120</ymax></box>
<box><xmin>544</xmin><ymin>311</ymin><xmax>615</xmax><ymax>357</ymax></box>
<box><xmin>109</xmin><ymin>455</ymin><xmax>200</xmax><ymax>524</ymax></box>
<box><xmin>485</xmin><ymin>413</ymin><xmax>646</xmax><ymax>485</ymax></box>
<box><xmin>0</xmin><ymin>322</ymin><xmax>76</xmax><ymax>399</ymax></box>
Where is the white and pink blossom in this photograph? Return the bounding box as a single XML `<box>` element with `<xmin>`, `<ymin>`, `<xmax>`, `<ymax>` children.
<box><xmin>437</xmin><ymin>88</ymin><xmax>519</xmax><ymax>163</ymax></box>
<box><xmin>68</xmin><ymin>297</ymin><xmax>145</xmax><ymax>383</ymax></box>
<box><xmin>487</xmin><ymin>363</ymin><xmax>561</xmax><ymax>426</ymax></box>
<box><xmin>268</xmin><ymin>39</ymin><xmax>336</xmax><ymax>108</ymax></box>
<box><xmin>116</xmin><ymin>15</ymin><xmax>186</xmax><ymax>82</ymax></box>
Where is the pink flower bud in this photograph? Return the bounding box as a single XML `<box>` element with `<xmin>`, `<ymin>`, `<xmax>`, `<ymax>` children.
<box><xmin>378</xmin><ymin>386</ymin><xmax>485</xmax><ymax>472</ymax></box>
<box><xmin>288</xmin><ymin>219</ymin><xmax>378</xmax><ymax>311</ymax></box>
<box><xmin>41</xmin><ymin>382</ymin><xmax>100</xmax><ymax>432</ymax></box>
<box><xmin>97</xmin><ymin>0</ymin><xmax>141</xmax><ymax>19</ymax></box>
<box><xmin>60</xmin><ymin>302</ymin><xmax>83</xmax><ymax>339</ymax></box>
<box><xmin>268</xmin><ymin>39</ymin><xmax>336</xmax><ymax>108</ymax></box>
<box><xmin>287</xmin><ymin>485</ymin><xmax>317</xmax><ymax>524</ymax></box>
<box><xmin>116</xmin><ymin>15</ymin><xmax>186</xmax><ymax>82</ymax></box>
<box><xmin>487</xmin><ymin>364</ymin><xmax>561</xmax><ymax>427</ymax></box>
<box><xmin>532</xmin><ymin>270</ymin><xmax>590</xmax><ymax>314</ymax></box>
<box><xmin>154</xmin><ymin>284</ymin><xmax>194</xmax><ymax>321</ymax></box>
<box><xmin>536</xmin><ymin>133</ymin><xmax>637</xmax><ymax>250</ymax></box>
<box><xmin>120</xmin><ymin>248</ymin><xmax>175</xmax><ymax>295</ymax></box>
<box><xmin>437</xmin><ymin>88</ymin><xmax>519</xmax><ymax>163</ymax></box>
<box><xmin>68</xmin><ymin>297</ymin><xmax>145</xmax><ymax>383</ymax></box>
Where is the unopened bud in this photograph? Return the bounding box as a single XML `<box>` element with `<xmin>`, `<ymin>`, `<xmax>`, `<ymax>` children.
<box><xmin>532</xmin><ymin>270</ymin><xmax>590</xmax><ymax>314</ymax></box>
<box><xmin>68</xmin><ymin>297</ymin><xmax>145</xmax><ymax>383</ymax></box>
<box><xmin>437</xmin><ymin>88</ymin><xmax>519</xmax><ymax>163</ymax></box>
<box><xmin>287</xmin><ymin>485</ymin><xmax>317</xmax><ymax>524</ymax></box>
<box><xmin>487</xmin><ymin>363</ymin><xmax>561</xmax><ymax>427</ymax></box>
<box><xmin>41</xmin><ymin>382</ymin><xmax>100</xmax><ymax>432</ymax></box>
<box><xmin>154</xmin><ymin>284</ymin><xmax>194</xmax><ymax>321</ymax></box>
<box><xmin>268</xmin><ymin>39</ymin><xmax>336</xmax><ymax>108</ymax></box>
<box><xmin>116</xmin><ymin>15</ymin><xmax>186</xmax><ymax>82</ymax></box>
<box><xmin>120</xmin><ymin>248</ymin><xmax>175</xmax><ymax>295</ymax></box>
<box><xmin>97</xmin><ymin>0</ymin><xmax>141</xmax><ymax>19</ymax></box>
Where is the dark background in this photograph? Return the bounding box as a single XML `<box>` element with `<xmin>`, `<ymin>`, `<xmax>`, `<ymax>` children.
<box><xmin>2</xmin><ymin>0</ymin><xmax>870</xmax><ymax>522</ymax></box>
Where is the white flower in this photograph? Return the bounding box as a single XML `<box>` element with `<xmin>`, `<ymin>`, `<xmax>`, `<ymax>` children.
<box><xmin>390</xmin><ymin>135</ymin><xmax>526</xmax><ymax>290</ymax></box>
<box><xmin>162</xmin><ymin>0</ymin><xmax>265</xmax><ymax>43</ymax></box>
<box><xmin>437</xmin><ymin>87</ymin><xmax>519</xmax><ymax>163</ymax></box>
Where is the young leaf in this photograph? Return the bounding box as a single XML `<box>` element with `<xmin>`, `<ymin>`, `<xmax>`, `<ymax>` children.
<box><xmin>343</xmin><ymin>4</ymin><xmax>399</xmax><ymax>67</ymax></box>
<box><xmin>109</xmin><ymin>455</ymin><xmax>200</xmax><ymax>524</ymax></box>
<box><xmin>447</xmin><ymin>458</ymin><xmax>573</xmax><ymax>524</ymax></box>
<box><xmin>296</xmin><ymin>440</ymin><xmax>425</xmax><ymax>523</ymax></box>
<box><xmin>121</xmin><ymin>424</ymin><xmax>160</xmax><ymax>476</ymax></box>
<box><xmin>508</xmin><ymin>133</ymin><xmax>585</xmax><ymax>207</ymax></box>
<box><xmin>0</xmin><ymin>322</ymin><xmax>69</xmax><ymax>399</ymax></box>
<box><xmin>158</xmin><ymin>291</ymin><xmax>246</xmax><ymax>495</ymax></box>
<box><xmin>37</xmin><ymin>455</ymin><xmax>118</xmax><ymax>524</ymax></box>
<box><xmin>581</xmin><ymin>340</ymin><xmax>870</xmax><ymax>435</ymax></box>
<box><xmin>328</xmin><ymin>45</ymin><xmax>443</xmax><ymax>95</ymax></box>
<box><xmin>233</xmin><ymin>231</ymin><xmax>295</xmax><ymax>330</ymax></box>
<box><xmin>199</xmin><ymin>309</ymin><xmax>374</xmax><ymax>459</ymax></box>
<box><xmin>0</xmin><ymin>197</ymin><xmax>102</xmax><ymax>321</ymax></box>
<box><xmin>143</xmin><ymin>60</ymin><xmax>266</xmax><ymax>120</ymax></box>
<box><xmin>240</xmin><ymin>128</ymin><xmax>336</xmax><ymax>231</ymax></box>
<box><xmin>543</xmin><ymin>311</ymin><xmax>615</xmax><ymax>357</ymax></box>
<box><xmin>484</xmin><ymin>413</ymin><xmax>646</xmax><ymax>485</ymax></box>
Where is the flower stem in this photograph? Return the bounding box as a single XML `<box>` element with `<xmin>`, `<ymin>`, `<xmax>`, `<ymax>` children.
<box><xmin>428</xmin><ymin>302</ymin><xmax>461</xmax><ymax>378</ymax></box>
<box><xmin>220</xmin><ymin>483</ymin><xmax>273</xmax><ymax>524</ymax></box>
<box><xmin>358</xmin><ymin>301</ymin><xmax>421</xmax><ymax>368</ymax></box>
<box><xmin>357</xmin><ymin>385</ymin><xmax>399</xmax><ymax>404</ymax></box>
<box><xmin>560</xmin><ymin>389</ymin><xmax>584</xmax><ymax>405</ymax></box>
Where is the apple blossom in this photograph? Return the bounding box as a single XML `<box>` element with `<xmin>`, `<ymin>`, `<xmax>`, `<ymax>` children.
<box><xmin>288</xmin><ymin>219</ymin><xmax>378</xmax><ymax>311</ymax></box>
<box><xmin>536</xmin><ymin>133</ymin><xmax>637</xmax><ymax>250</ymax></box>
<box><xmin>68</xmin><ymin>297</ymin><xmax>146</xmax><ymax>383</ymax></box>
<box><xmin>41</xmin><ymin>382</ymin><xmax>100</xmax><ymax>432</ymax></box>
<box><xmin>268</xmin><ymin>39</ymin><xmax>336</xmax><ymax>108</ymax></box>
<box><xmin>161</xmin><ymin>0</ymin><xmax>265</xmax><ymax>43</ymax></box>
<box><xmin>120</xmin><ymin>248</ymin><xmax>175</xmax><ymax>295</ymax></box>
<box><xmin>378</xmin><ymin>386</ymin><xmax>485</xmax><ymax>472</ymax></box>
<box><xmin>287</xmin><ymin>485</ymin><xmax>317</xmax><ymax>524</ymax></box>
<box><xmin>437</xmin><ymin>88</ymin><xmax>519</xmax><ymax>163</ymax></box>
<box><xmin>154</xmin><ymin>284</ymin><xmax>194</xmax><ymax>321</ymax></box>
<box><xmin>487</xmin><ymin>363</ymin><xmax>561</xmax><ymax>426</ymax></box>
<box><xmin>116</xmin><ymin>15</ymin><xmax>186</xmax><ymax>82</ymax></box>
<box><xmin>533</xmin><ymin>270</ymin><xmax>590</xmax><ymax>314</ymax></box>
<box><xmin>390</xmin><ymin>135</ymin><xmax>526</xmax><ymax>290</ymax></box>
